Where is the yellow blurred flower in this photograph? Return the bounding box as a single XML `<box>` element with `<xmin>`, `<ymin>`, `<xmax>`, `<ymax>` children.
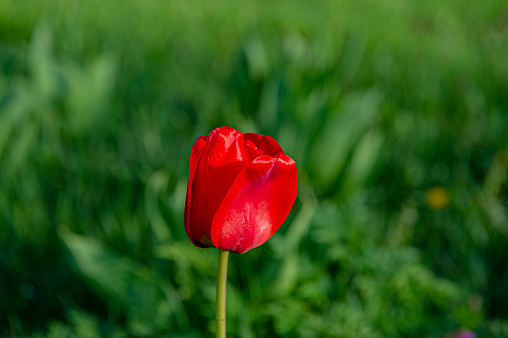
<box><xmin>425</xmin><ymin>186</ymin><xmax>450</xmax><ymax>210</ymax></box>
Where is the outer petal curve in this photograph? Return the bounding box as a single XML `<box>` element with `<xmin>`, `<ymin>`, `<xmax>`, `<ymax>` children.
<box><xmin>184</xmin><ymin>136</ymin><xmax>206</xmax><ymax>244</ymax></box>
<box><xmin>210</xmin><ymin>154</ymin><xmax>298</xmax><ymax>254</ymax></box>
<box><xmin>189</xmin><ymin>127</ymin><xmax>249</xmax><ymax>247</ymax></box>
<box><xmin>244</xmin><ymin>133</ymin><xmax>284</xmax><ymax>158</ymax></box>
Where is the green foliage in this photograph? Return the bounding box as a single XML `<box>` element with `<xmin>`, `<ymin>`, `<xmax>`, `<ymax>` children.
<box><xmin>1</xmin><ymin>0</ymin><xmax>508</xmax><ymax>336</ymax></box>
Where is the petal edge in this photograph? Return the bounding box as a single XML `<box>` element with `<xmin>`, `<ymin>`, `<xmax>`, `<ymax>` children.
<box><xmin>211</xmin><ymin>154</ymin><xmax>298</xmax><ymax>254</ymax></box>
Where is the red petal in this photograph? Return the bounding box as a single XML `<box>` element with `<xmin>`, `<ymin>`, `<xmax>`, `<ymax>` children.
<box><xmin>244</xmin><ymin>139</ymin><xmax>261</xmax><ymax>162</ymax></box>
<box><xmin>244</xmin><ymin>133</ymin><xmax>284</xmax><ymax>158</ymax></box>
<box><xmin>184</xmin><ymin>136</ymin><xmax>207</xmax><ymax>244</ymax></box>
<box><xmin>243</xmin><ymin>133</ymin><xmax>262</xmax><ymax>144</ymax></box>
<box><xmin>189</xmin><ymin>127</ymin><xmax>250</xmax><ymax>247</ymax></box>
<box><xmin>210</xmin><ymin>154</ymin><xmax>298</xmax><ymax>254</ymax></box>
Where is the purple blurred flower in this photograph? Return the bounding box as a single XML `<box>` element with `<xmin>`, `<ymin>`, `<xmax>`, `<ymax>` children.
<box><xmin>450</xmin><ymin>330</ymin><xmax>476</xmax><ymax>338</ymax></box>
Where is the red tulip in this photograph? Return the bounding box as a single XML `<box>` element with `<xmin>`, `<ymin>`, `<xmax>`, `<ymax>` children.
<box><xmin>184</xmin><ymin>126</ymin><xmax>298</xmax><ymax>254</ymax></box>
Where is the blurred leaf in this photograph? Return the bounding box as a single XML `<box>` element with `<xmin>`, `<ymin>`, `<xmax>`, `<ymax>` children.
<box><xmin>61</xmin><ymin>232</ymin><xmax>159</xmax><ymax>301</ymax></box>
<box><xmin>341</xmin><ymin>129</ymin><xmax>384</xmax><ymax>197</ymax></box>
<box><xmin>68</xmin><ymin>310</ymin><xmax>101</xmax><ymax>338</ymax></box>
<box><xmin>269</xmin><ymin>183</ymin><xmax>317</xmax><ymax>296</ymax></box>
<box><xmin>0</xmin><ymin>98</ymin><xmax>28</xmax><ymax>162</ymax></box>
<box><xmin>258</xmin><ymin>75</ymin><xmax>280</xmax><ymax>132</ymax></box>
<box><xmin>145</xmin><ymin>170</ymin><xmax>171</xmax><ymax>242</ymax></box>
<box><xmin>310</xmin><ymin>89</ymin><xmax>382</xmax><ymax>188</ymax></box>
<box><xmin>28</xmin><ymin>24</ymin><xmax>58</xmax><ymax>100</ymax></box>
<box><xmin>338</xmin><ymin>30</ymin><xmax>368</xmax><ymax>84</ymax></box>
<box><xmin>4</xmin><ymin>117</ymin><xmax>37</xmax><ymax>178</ymax></box>
<box><xmin>244</xmin><ymin>37</ymin><xmax>270</xmax><ymax>80</ymax></box>
<box><xmin>60</xmin><ymin>232</ymin><xmax>166</xmax><ymax>336</ymax></box>
<box><xmin>65</xmin><ymin>55</ymin><xmax>116</xmax><ymax>136</ymax></box>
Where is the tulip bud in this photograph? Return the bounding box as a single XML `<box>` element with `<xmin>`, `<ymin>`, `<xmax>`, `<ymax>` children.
<box><xmin>184</xmin><ymin>126</ymin><xmax>298</xmax><ymax>254</ymax></box>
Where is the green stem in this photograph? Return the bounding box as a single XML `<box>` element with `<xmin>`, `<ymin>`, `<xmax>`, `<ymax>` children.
<box><xmin>216</xmin><ymin>250</ymin><xmax>229</xmax><ymax>338</ymax></box>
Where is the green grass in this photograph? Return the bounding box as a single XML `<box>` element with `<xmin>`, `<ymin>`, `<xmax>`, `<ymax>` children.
<box><xmin>1</xmin><ymin>0</ymin><xmax>507</xmax><ymax>336</ymax></box>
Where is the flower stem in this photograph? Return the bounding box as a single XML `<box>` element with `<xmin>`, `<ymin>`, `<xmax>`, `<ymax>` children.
<box><xmin>216</xmin><ymin>250</ymin><xmax>229</xmax><ymax>338</ymax></box>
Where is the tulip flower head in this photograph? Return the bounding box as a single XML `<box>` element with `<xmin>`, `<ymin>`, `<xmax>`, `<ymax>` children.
<box><xmin>184</xmin><ymin>126</ymin><xmax>298</xmax><ymax>254</ymax></box>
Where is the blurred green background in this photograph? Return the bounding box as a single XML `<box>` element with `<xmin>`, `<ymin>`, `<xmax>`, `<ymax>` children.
<box><xmin>1</xmin><ymin>0</ymin><xmax>508</xmax><ymax>337</ymax></box>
